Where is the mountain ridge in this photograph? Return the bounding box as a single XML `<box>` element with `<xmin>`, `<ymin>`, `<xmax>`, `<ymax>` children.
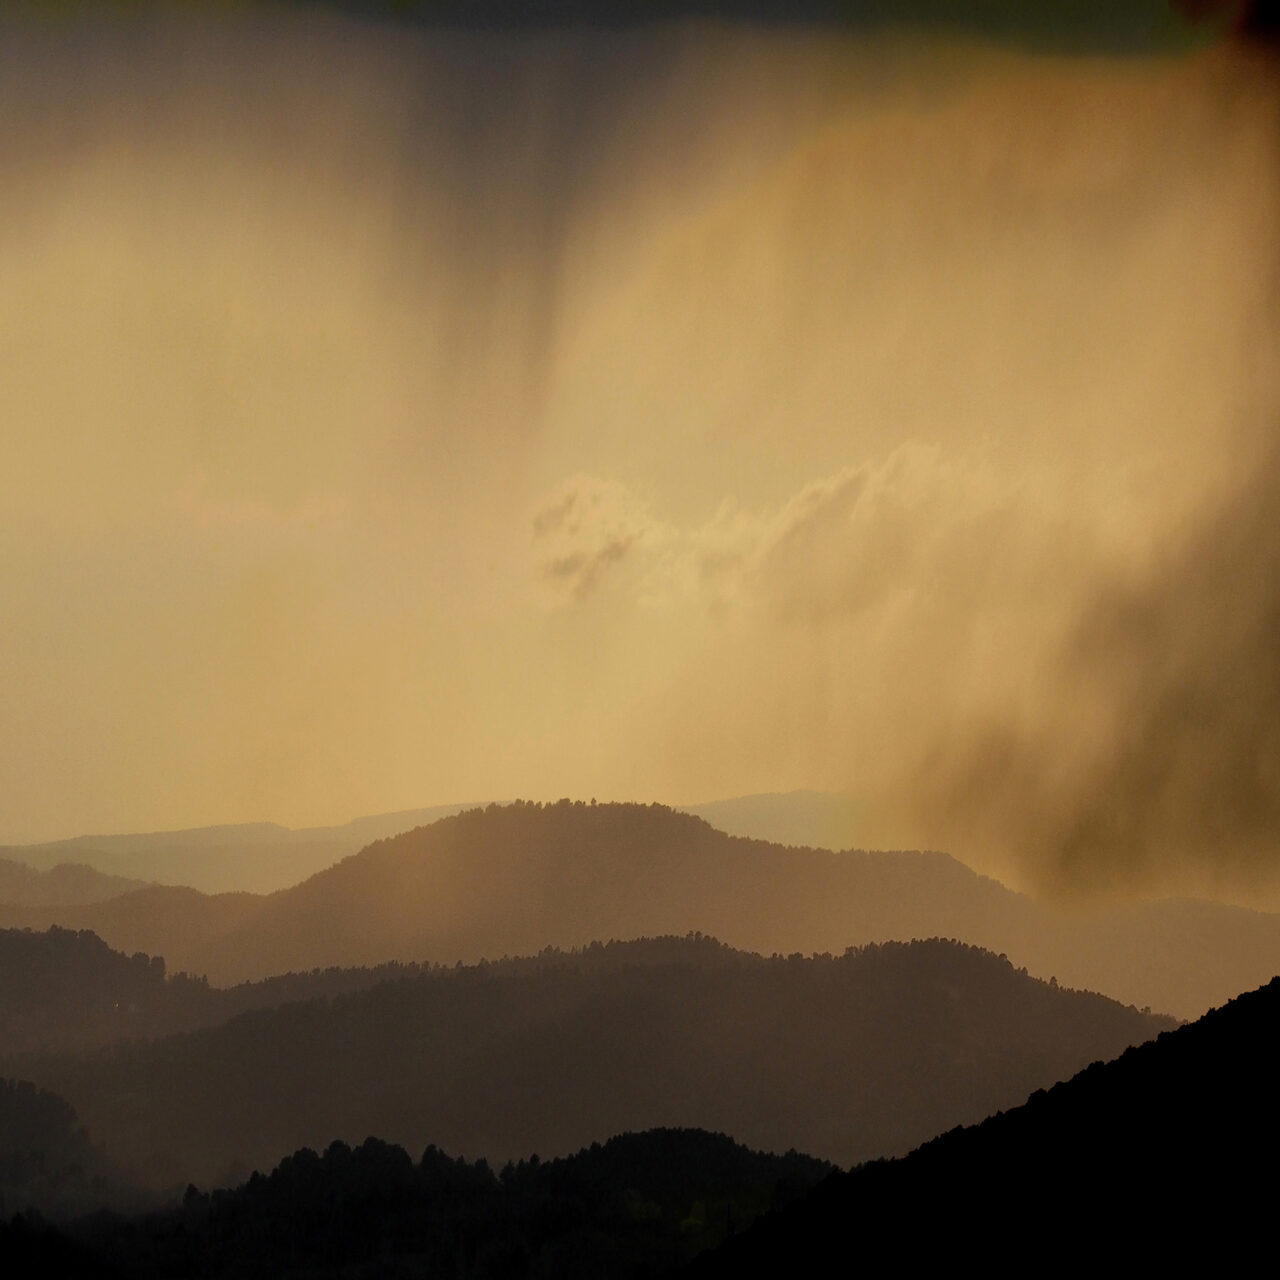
<box><xmin>4</xmin><ymin>800</ymin><xmax>1280</xmax><ymax>1018</ymax></box>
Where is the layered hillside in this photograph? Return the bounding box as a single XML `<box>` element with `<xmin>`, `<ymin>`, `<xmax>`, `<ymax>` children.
<box><xmin>7</xmin><ymin>936</ymin><xmax>1172</xmax><ymax>1189</ymax></box>
<box><xmin>4</xmin><ymin>802</ymin><xmax>1280</xmax><ymax>1017</ymax></box>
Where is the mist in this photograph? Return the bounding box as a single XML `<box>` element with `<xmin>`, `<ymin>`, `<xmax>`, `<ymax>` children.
<box><xmin>909</xmin><ymin>32</ymin><xmax>1280</xmax><ymax>902</ymax></box>
<box><xmin>3</xmin><ymin>6</ymin><xmax>1277</xmax><ymax>902</ymax></box>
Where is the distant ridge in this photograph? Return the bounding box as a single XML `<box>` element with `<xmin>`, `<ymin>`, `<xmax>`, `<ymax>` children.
<box><xmin>5</xmin><ymin>800</ymin><xmax>1280</xmax><ymax>1017</ymax></box>
<box><xmin>0</xmin><ymin>858</ymin><xmax>148</xmax><ymax>908</ymax></box>
<box><xmin>0</xmin><ymin>803</ymin><xmax>480</xmax><ymax>895</ymax></box>
<box><xmin>678</xmin><ymin>790</ymin><xmax>864</xmax><ymax>853</ymax></box>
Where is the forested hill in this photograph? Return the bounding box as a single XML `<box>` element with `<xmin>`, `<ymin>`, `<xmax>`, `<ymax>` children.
<box><xmin>685</xmin><ymin>973</ymin><xmax>1280</xmax><ymax>1274</ymax></box>
<box><xmin>0</xmin><ymin>926</ymin><xmax>437</xmax><ymax>1054</ymax></box>
<box><xmin>4</xmin><ymin>1128</ymin><xmax>831</xmax><ymax>1279</ymax></box>
<box><xmin>6</xmin><ymin>801</ymin><xmax>1280</xmax><ymax>1017</ymax></box>
<box><xmin>0</xmin><ymin>802</ymin><xmax>1031</xmax><ymax>987</ymax></box>
<box><xmin>7</xmin><ymin>936</ymin><xmax>1172</xmax><ymax>1189</ymax></box>
<box><xmin>0</xmin><ymin>1079</ymin><xmax>122</xmax><ymax>1221</ymax></box>
<box><xmin>196</xmin><ymin>801</ymin><xmax>1023</xmax><ymax>983</ymax></box>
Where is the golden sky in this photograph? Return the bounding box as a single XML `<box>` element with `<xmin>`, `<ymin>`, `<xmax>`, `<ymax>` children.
<box><xmin>4</xmin><ymin>10</ymin><xmax>1277</xmax><ymax>899</ymax></box>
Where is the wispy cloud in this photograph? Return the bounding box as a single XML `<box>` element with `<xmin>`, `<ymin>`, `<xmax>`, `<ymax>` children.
<box><xmin>533</xmin><ymin>444</ymin><xmax>1085</xmax><ymax>628</ymax></box>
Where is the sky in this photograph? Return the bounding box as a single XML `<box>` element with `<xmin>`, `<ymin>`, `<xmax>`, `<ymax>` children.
<box><xmin>3</xmin><ymin>2</ymin><xmax>1278</xmax><ymax>902</ymax></box>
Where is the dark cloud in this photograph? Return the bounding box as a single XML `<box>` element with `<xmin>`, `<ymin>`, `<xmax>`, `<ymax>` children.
<box><xmin>267</xmin><ymin>1</ymin><xmax>1207</xmax><ymax>55</ymax></box>
<box><xmin>543</xmin><ymin>538</ymin><xmax>635</xmax><ymax>600</ymax></box>
<box><xmin>531</xmin><ymin>491</ymin><xmax>579</xmax><ymax>538</ymax></box>
<box><xmin>900</xmin><ymin>20</ymin><xmax>1280</xmax><ymax>900</ymax></box>
<box><xmin>1178</xmin><ymin>0</ymin><xmax>1280</xmax><ymax>43</ymax></box>
<box><xmin>916</xmin><ymin>436</ymin><xmax>1280</xmax><ymax>895</ymax></box>
<box><xmin>531</xmin><ymin>476</ymin><xmax>660</xmax><ymax>603</ymax></box>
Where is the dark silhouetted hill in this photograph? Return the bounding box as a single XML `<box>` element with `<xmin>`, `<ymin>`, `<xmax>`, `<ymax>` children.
<box><xmin>7</xmin><ymin>936</ymin><xmax>1172</xmax><ymax>1189</ymax></box>
<box><xmin>22</xmin><ymin>1128</ymin><xmax>827</xmax><ymax>1279</ymax></box>
<box><xmin>0</xmin><ymin>1079</ymin><xmax>128</xmax><ymax>1220</ymax></box>
<box><xmin>0</xmin><ymin>926</ymin><xmax>454</xmax><ymax>1055</ymax></box>
<box><xmin>685</xmin><ymin>974</ymin><xmax>1280</xmax><ymax>1274</ymax></box>
<box><xmin>0</xmin><ymin>928</ymin><xmax>178</xmax><ymax>1054</ymax></box>
<box><xmin>6</xmin><ymin>802</ymin><xmax>1280</xmax><ymax>1017</ymax></box>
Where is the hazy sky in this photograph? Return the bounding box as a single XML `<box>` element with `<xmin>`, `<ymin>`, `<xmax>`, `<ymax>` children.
<box><xmin>4</xmin><ymin>3</ymin><xmax>1277</xmax><ymax>900</ymax></box>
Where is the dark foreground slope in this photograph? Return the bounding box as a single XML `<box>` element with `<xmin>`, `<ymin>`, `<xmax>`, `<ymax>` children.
<box><xmin>7</xmin><ymin>802</ymin><xmax>1280</xmax><ymax>1017</ymax></box>
<box><xmin>686</xmin><ymin>975</ymin><xmax>1280</xmax><ymax>1275</ymax></box>
<box><xmin>7</xmin><ymin>937</ymin><xmax>1171</xmax><ymax>1189</ymax></box>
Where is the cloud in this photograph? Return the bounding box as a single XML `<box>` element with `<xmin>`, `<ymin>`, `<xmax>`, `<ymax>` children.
<box><xmin>535</xmin><ymin>445</ymin><xmax>1085</xmax><ymax>614</ymax></box>
<box><xmin>534</xmin><ymin>445</ymin><xmax>1088</xmax><ymax>630</ymax></box>
<box><xmin>531</xmin><ymin>474</ymin><xmax>672</xmax><ymax>603</ymax></box>
<box><xmin>741</xmin><ymin>445</ymin><xmax>1056</xmax><ymax>627</ymax></box>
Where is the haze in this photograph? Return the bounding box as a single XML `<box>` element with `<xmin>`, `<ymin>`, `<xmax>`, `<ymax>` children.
<box><xmin>3</xmin><ymin>4</ymin><xmax>1277</xmax><ymax>903</ymax></box>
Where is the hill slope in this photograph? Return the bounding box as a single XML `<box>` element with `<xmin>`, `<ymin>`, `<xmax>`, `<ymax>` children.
<box><xmin>0</xmin><ymin>859</ymin><xmax>148</xmax><ymax>908</ymax></box>
<box><xmin>686</xmin><ymin>972</ymin><xmax>1280</xmax><ymax>1273</ymax></box>
<box><xmin>0</xmin><ymin>1079</ymin><xmax>122</xmax><ymax>1220</ymax></box>
<box><xmin>0</xmin><ymin>927</ymin><xmax>442</xmax><ymax>1055</ymax></box>
<box><xmin>6</xmin><ymin>936</ymin><xmax>1172</xmax><ymax>1189</ymax></box>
